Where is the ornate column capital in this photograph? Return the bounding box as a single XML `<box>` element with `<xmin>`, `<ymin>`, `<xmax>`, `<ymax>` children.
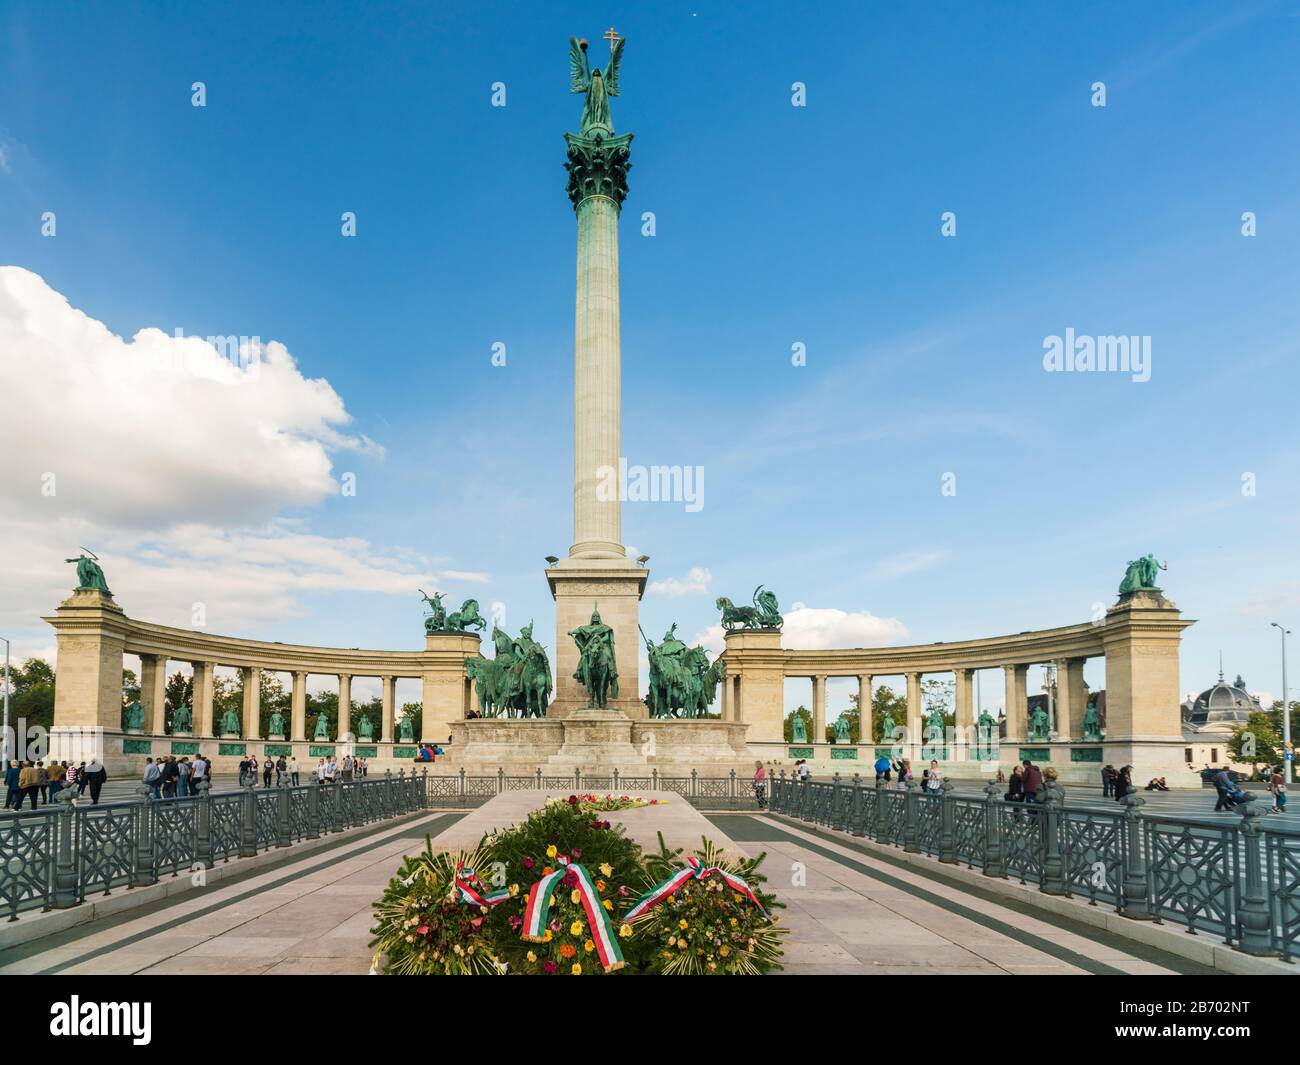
<box><xmin>564</xmin><ymin>130</ymin><xmax>633</xmax><ymax>211</ymax></box>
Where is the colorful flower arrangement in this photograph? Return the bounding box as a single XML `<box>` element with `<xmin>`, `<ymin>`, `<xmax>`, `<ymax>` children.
<box><xmin>545</xmin><ymin>793</ymin><xmax>666</xmax><ymax>813</ymax></box>
<box><xmin>370</xmin><ymin>804</ymin><xmax>784</xmax><ymax>975</ymax></box>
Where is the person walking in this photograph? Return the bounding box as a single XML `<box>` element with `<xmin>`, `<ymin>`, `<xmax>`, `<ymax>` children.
<box><xmin>4</xmin><ymin>760</ymin><xmax>21</xmax><ymax>809</ymax></box>
<box><xmin>84</xmin><ymin>758</ymin><xmax>108</xmax><ymax>804</ymax></box>
<box><xmin>1006</xmin><ymin>764</ymin><xmax>1024</xmax><ymax>802</ymax></box>
<box><xmin>752</xmin><ymin>760</ymin><xmax>767</xmax><ymax>809</ymax></box>
<box><xmin>15</xmin><ymin>761</ymin><xmax>39</xmax><ymax>810</ymax></box>
<box><xmin>275</xmin><ymin>755</ymin><xmax>287</xmax><ymax>786</ymax></box>
<box><xmin>1270</xmin><ymin>767</ymin><xmax>1287</xmax><ymax>814</ymax></box>
<box><xmin>191</xmin><ymin>753</ymin><xmax>208</xmax><ymax>793</ymax></box>
<box><xmin>289</xmin><ymin>756</ymin><xmax>300</xmax><ymax>786</ymax></box>
<box><xmin>161</xmin><ymin>756</ymin><xmax>179</xmax><ymax>798</ymax></box>
<box><xmin>894</xmin><ymin>759</ymin><xmax>913</xmax><ymax>790</ymax></box>
<box><xmin>48</xmin><ymin>761</ymin><xmax>65</xmax><ymax>802</ymax></box>
<box><xmin>262</xmin><ymin>756</ymin><xmax>273</xmax><ymax>787</ymax></box>
<box><xmin>143</xmin><ymin>758</ymin><xmax>162</xmax><ymax>800</ymax></box>
<box><xmin>1101</xmin><ymin>764</ymin><xmax>1114</xmax><ymax>798</ymax></box>
<box><xmin>924</xmin><ymin>759</ymin><xmax>943</xmax><ymax>793</ymax></box>
<box><xmin>1022</xmin><ymin>760</ymin><xmax>1043</xmax><ymax>806</ymax></box>
<box><xmin>1114</xmin><ymin>765</ymin><xmax>1133</xmax><ymax>803</ymax></box>
<box><xmin>36</xmin><ymin>761</ymin><xmax>49</xmax><ymax>805</ymax></box>
<box><xmin>76</xmin><ymin>762</ymin><xmax>89</xmax><ymax>797</ymax></box>
<box><xmin>874</xmin><ymin>754</ymin><xmax>891</xmax><ymax>783</ymax></box>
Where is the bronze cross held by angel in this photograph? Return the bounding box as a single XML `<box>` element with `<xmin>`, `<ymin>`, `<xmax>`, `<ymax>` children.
<box><xmin>570</xmin><ymin>31</ymin><xmax>625</xmax><ymax>135</ymax></box>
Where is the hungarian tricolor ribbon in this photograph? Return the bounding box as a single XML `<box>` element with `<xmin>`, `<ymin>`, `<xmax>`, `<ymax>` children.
<box><xmin>624</xmin><ymin>855</ymin><xmax>769</xmax><ymax>921</ymax></box>
<box><xmin>521</xmin><ymin>862</ymin><xmax>625</xmax><ymax>971</ymax></box>
<box><xmin>454</xmin><ymin>864</ymin><xmax>511</xmax><ymax>908</ymax></box>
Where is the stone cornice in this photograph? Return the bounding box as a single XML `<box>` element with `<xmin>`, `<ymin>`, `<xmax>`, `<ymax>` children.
<box><xmin>564</xmin><ymin>130</ymin><xmax>633</xmax><ymax>211</ymax></box>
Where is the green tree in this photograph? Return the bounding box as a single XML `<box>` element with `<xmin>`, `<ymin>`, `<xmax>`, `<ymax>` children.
<box><xmin>307</xmin><ymin>689</ymin><xmax>339</xmax><ymax>740</ymax></box>
<box><xmin>257</xmin><ymin>672</ymin><xmax>290</xmax><ymax>737</ymax></box>
<box><xmin>1229</xmin><ymin>711</ymin><xmax>1282</xmax><ymax>767</ymax></box>
<box><xmin>164</xmin><ymin>671</ymin><xmax>193</xmax><ymax>732</ymax></box>
<box><xmin>5</xmin><ymin>657</ymin><xmax>56</xmax><ymax>733</ymax></box>
<box><xmin>399</xmin><ymin>701</ymin><xmax>423</xmax><ymax>742</ymax></box>
<box><xmin>871</xmin><ymin>684</ymin><xmax>908</xmax><ymax>743</ymax></box>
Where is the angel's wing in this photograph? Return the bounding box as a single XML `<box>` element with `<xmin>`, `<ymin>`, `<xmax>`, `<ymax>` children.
<box><xmin>604</xmin><ymin>36</ymin><xmax>625</xmax><ymax>96</ymax></box>
<box><xmin>569</xmin><ymin>37</ymin><xmax>588</xmax><ymax>92</ymax></box>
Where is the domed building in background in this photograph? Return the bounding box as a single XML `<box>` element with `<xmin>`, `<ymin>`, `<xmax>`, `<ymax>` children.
<box><xmin>1181</xmin><ymin>667</ymin><xmax>1264</xmax><ymax>771</ymax></box>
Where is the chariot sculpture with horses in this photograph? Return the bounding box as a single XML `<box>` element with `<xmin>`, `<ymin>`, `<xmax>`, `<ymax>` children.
<box><xmin>420</xmin><ymin>589</ymin><xmax>487</xmax><ymax>634</ymax></box>
<box><xmin>715</xmin><ymin>585</ymin><xmax>783</xmax><ymax>631</ymax></box>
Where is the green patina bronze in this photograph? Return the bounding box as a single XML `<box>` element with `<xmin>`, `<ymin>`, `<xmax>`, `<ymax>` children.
<box><xmin>1117</xmin><ymin>553</ymin><xmax>1166</xmax><ymax>596</ymax></box>
<box><xmin>170</xmin><ymin>741</ymin><xmax>199</xmax><ymax>756</ymax></box>
<box><xmin>1029</xmin><ymin>704</ymin><xmax>1051</xmax><ymax>741</ymax></box>
<box><xmin>123</xmin><ymin>738</ymin><xmax>152</xmax><ymax>755</ymax></box>
<box><xmin>121</xmin><ymin>699</ymin><xmax>145</xmax><ymax>732</ymax></box>
<box><xmin>421</xmin><ymin>590</ymin><xmax>486</xmax><ymax>634</ymax></box>
<box><xmin>393</xmin><ymin>746</ymin><xmax>418</xmax><ymax>759</ymax></box>
<box><xmin>309</xmin><ymin>745</ymin><xmax>335</xmax><ymax>758</ymax></box>
<box><xmin>564</xmin><ymin>33</ymin><xmax>632</xmax><ymax>211</ymax></box>
<box><xmin>66</xmin><ymin>550</ymin><xmax>111</xmax><ymax>594</ymax></box>
<box><xmin>831</xmin><ymin>748</ymin><xmax>858</xmax><ymax>760</ymax></box>
<box><xmin>879</xmin><ymin>709</ymin><xmax>897</xmax><ymax>737</ymax></box>
<box><xmin>1018</xmin><ymin>747</ymin><xmax>1051</xmax><ymax>762</ymax></box>
<box><xmin>469</xmin><ymin>622</ymin><xmax>554</xmax><ymax>718</ymax></box>
<box><xmin>716</xmin><ymin>586</ymin><xmax>783</xmax><ymax>632</ymax></box>
<box><xmin>791</xmin><ymin>715</ymin><xmax>808</xmax><ymax>743</ymax></box>
<box><xmin>1082</xmin><ymin>698</ymin><xmax>1103</xmax><ymax>741</ymax></box>
<box><xmin>264</xmin><ymin>744</ymin><xmax>292</xmax><ymax>757</ymax></box>
<box><xmin>398</xmin><ymin>713</ymin><xmax>415</xmax><ymax>743</ymax></box>
<box><xmin>267</xmin><ymin>709</ymin><xmax>286</xmax><ymax>736</ymax></box>
<box><xmin>569</xmin><ymin>603</ymin><xmax>618</xmax><ymax>708</ymax></box>
<box><xmin>355</xmin><ymin>712</ymin><xmax>374</xmax><ymax>741</ymax></box>
<box><xmin>219</xmin><ymin>708</ymin><xmax>241</xmax><ymax>737</ymax></box>
<box><xmin>642</xmin><ymin>623</ymin><xmax>722</xmax><ymax>719</ymax></box>
<box><xmin>788</xmin><ymin>747</ymin><xmax>814</xmax><ymax>759</ymax></box>
<box><xmin>1071</xmin><ymin>747</ymin><xmax>1104</xmax><ymax>762</ymax></box>
<box><xmin>834</xmin><ymin>716</ymin><xmax>852</xmax><ymax>744</ymax></box>
<box><xmin>171</xmin><ymin>702</ymin><xmax>193</xmax><ymax>734</ymax></box>
<box><xmin>353</xmin><ymin>746</ymin><xmax>378</xmax><ymax>758</ymax></box>
<box><xmin>924</xmin><ymin>704</ymin><xmax>946</xmax><ymax>740</ymax></box>
<box><xmin>313</xmin><ymin>713</ymin><xmax>330</xmax><ymax>741</ymax></box>
<box><xmin>218</xmin><ymin>742</ymin><xmax>246</xmax><ymax>756</ymax></box>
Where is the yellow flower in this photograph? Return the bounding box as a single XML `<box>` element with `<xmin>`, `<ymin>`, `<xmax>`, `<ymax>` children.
<box><xmin>619</xmin><ymin>924</ymin><xmax>633</xmax><ymax>938</ymax></box>
<box><xmin>509</xmin><ymin>884</ymin><xmax>520</xmax><ymax>897</ymax></box>
<box><xmin>570</xmin><ymin>921</ymin><xmax>583</xmax><ymax>936</ymax></box>
<box><xmin>546</xmin><ymin>845</ymin><xmax>557</xmax><ymax>858</ymax></box>
<box><xmin>584</xmin><ymin>939</ymin><xmax>595</xmax><ymax>953</ymax></box>
<box><xmin>571</xmin><ymin>889</ymin><xmax>582</xmax><ymax>905</ymax></box>
<box><xmin>730</xmin><ymin>917</ymin><xmax>738</xmax><ymax>927</ymax></box>
<box><xmin>571</xmin><ymin>963</ymin><xmax>582</xmax><ymax>975</ymax></box>
<box><xmin>599</xmin><ymin>863</ymin><xmax>613</xmax><ymax>877</ymax></box>
<box><xmin>668</xmin><ymin>936</ymin><xmax>677</xmax><ymax>946</ymax></box>
<box><xmin>720</xmin><ymin>945</ymin><xmax>731</xmax><ymax>957</ymax></box>
<box><xmin>543</xmin><ymin>929</ymin><xmax>553</xmax><ymax>942</ymax></box>
<box><xmin>596</xmin><ymin>879</ymin><xmax>607</xmax><ymax>892</ymax></box>
<box><xmin>527</xmin><ymin>951</ymin><xmax>537</xmax><ymax>962</ymax></box>
<box><xmin>603</xmin><ymin>899</ymin><xmax>613</xmax><ymax>911</ymax></box>
<box><xmin>678</xmin><ymin>919</ymin><xmax>689</xmax><ymax>930</ymax></box>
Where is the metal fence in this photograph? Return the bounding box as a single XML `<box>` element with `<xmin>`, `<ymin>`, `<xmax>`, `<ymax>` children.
<box><xmin>0</xmin><ymin>771</ymin><xmax>430</xmax><ymax>922</ymax></box>
<box><xmin>768</xmin><ymin>771</ymin><xmax>1300</xmax><ymax>964</ymax></box>
<box><xmin>423</xmin><ymin>767</ymin><xmax>762</xmax><ymax>812</ymax></box>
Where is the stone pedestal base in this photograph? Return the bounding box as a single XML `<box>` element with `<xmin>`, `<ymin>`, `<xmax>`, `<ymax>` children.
<box><xmin>546</xmin><ymin>561</ymin><xmax>648</xmax><ymax>718</ymax></box>
<box><xmin>547</xmin><ymin>709</ymin><xmax>647</xmax><ymax>768</ymax></box>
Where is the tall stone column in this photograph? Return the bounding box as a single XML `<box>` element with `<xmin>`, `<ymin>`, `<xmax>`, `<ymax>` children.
<box><xmin>811</xmin><ymin>675</ymin><xmax>827</xmax><ymax>742</ymax></box>
<box><xmin>337</xmin><ymin>674</ymin><xmax>352</xmax><ymax>741</ymax></box>
<box><xmin>906</xmin><ymin>672</ymin><xmax>923</xmax><ymax>752</ymax></box>
<box><xmin>954</xmin><ymin>668</ymin><xmax>974</xmax><ymax>749</ymax></box>
<box><xmin>291</xmin><ymin>671</ymin><xmax>307</xmax><ymax>742</ymax></box>
<box><xmin>722</xmin><ymin>630</ymin><xmax>783</xmax><ymax>742</ymax></box>
<box><xmin>141</xmin><ymin>654</ymin><xmax>167</xmax><ymax>735</ymax></box>
<box><xmin>43</xmin><ymin>589</ymin><xmax>127</xmax><ymax>732</ymax></box>
<box><xmin>858</xmin><ymin>675</ymin><xmax>872</xmax><ymax>746</ymax></box>
<box><xmin>242</xmin><ymin>666</ymin><xmax>261</xmax><ymax>740</ymax></box>
<box><xmin>193</xmin><ymin>661</ymin><xmax>216</xmax><ymax>738</ymax></box>
<box><xmin>381</xmin><ymin>675</ymin><xmax>396</xmax><ymax>744</ymax></box>
<box><xmin>1003</xmin><ymin>663</ymin><xmax>1028</xmax><ymax>743</ymax></box>
<box><xmin>548</xmin><ymin>117</ymin><xmax>645</xmax><ymax>717</ymax></box>
<box><xmin>1056</xmin><ymin>658</ymin><xmax>1087</xmax><ymax>741</ymax></box>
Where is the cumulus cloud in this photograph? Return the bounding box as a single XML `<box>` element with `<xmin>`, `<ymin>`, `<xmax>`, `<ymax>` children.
<box><xmin>692</xmin><ymin>606</ymin><xmax>907</xmax><ymax>657</ymax></box>
<box><xmin>648</xmin><ymin>566</ymin><xmax>713</xmax><ymax>598</ymax></box>
<box><xmin>0</xmin><ymin>268</ymin><xmax>479</xmax><ymax>639</ymax></box>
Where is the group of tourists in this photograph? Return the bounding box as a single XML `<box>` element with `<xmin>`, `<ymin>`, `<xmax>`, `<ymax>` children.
<box><xmin>313</xmin><ymin>753</ymin><xmax>367</xmax><ymax>783</ymax></box>
<box><xmin>1098</xmin><ymin>763</ymin><xmax>1135</xmax><ymax>801</ymax></box>
<box><xmin>236</xmin><ymin>755</ymin><xmax>300</xmax><ymax>788</ymax></box>
<box><xmin>142</xmin><ymin>754</ymin><xmax>210</xmax><ymax>799</ymax></box>
<box><xmin>5</xmin><ymin>758</ymin><xmax>109</xmax><ymax>807</ymax></box>
<box><xmin>414</xmin><ymin>742</ymin><xmax>444</xmax><ymax>762</ymax></box>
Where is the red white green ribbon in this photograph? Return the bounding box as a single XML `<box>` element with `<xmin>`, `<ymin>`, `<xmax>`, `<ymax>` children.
<box><xmin>624</xmin><ymin>856</ymin><xmax>769</xmax><ymax>921</ymax></box>
<box><xmin>521</xmin><ymin>862</ymin><xmax>625</xmax><ymax>971</ymax></box>
<box><xmin>454</xmin><ymin>864</ymin><xmax>511</xmax><ymax>908</ymax></box>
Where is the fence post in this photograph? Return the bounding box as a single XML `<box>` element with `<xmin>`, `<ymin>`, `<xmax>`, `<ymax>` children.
<box><xmin>874</xmin><ymin>778</ymin><xmax>888</xmax><ymax>843</ymax></box>
<box><xmin>240</xmin><ymin>780</ymin><xmax>258</xmax><ymax>857</ymax></box>
<box><xmin>535</xmin><ymin>767</ymin><xmax>543</xmax><ymax>790</ymax></box>
<box><xmin>421</xmin><ymin>767</ymin><xmax>429</xmax><ymax>808</ymax></box>
<box><xmin>691</xmin><ymin>768</ymin><xmax>698</xmax><ymax>800</ymax></box>
<box><xmin>902</xmin><ymin>778</ymin><xmax>920</xmax><ymax>853</ymax></box>
<box><xmin>307</xmin><ymin>779</ymin><xmax>321</xmax><ymax>838</ymax></box>
<box><xmin>1235</xmin><ymin>802</ymin><xmax>1273</xmax><ymax>955</ymax></box>
<box><xmin>497</xmin><ymin>767</ymin><xmax>504</xmax><ymax>794</ymax></box>
<box><xmin>849</xmin><ymin>773</ymin><xmax>863</xmax><ymax>835</ymax></box>
<box><xmin>51</xmin><ymin>788</ymin><xmax>79</xmax><ymax>908</ymax></box>
<box><xmin>1119</xmin><ymin>792</ymin><xmax>1153</xmax><ymax>920</ymax></box>
<box><xmin>576</xmin><ymin>767</ymin><xmax>582</xmax><ymax>791</ymax></box>
<box><xmin>196</xmin><ymin>779</ymin><xmax>214</xmax><ymax>868</ymax></box>
<box><xmin>1040</xmin><ymin>778</ymin><xmax>1066</xmax><ymax>894</ymax></box>
<box><xmin>729</xmin><ymin>768</ymin><xmax>736</xmax><ymax>804</ymax></box>
<box><xmin>652</xmin><ymin>768</ymin><xmax>659</xmax><ymax>791</ymax></box>
<box><xmin>275</xmin><ymin>779</ymin><xmax>291</xmax><ymax>848</ymax></box>
<box><xmin>460</xmin><ymin>767</ymin><xmax>467</xmax><ymax>802</ymax></box>
<box><xmin>982</xmin><ymin>780</ymin><xmax>1005</xmax><ymax>879</ymax></box>
<box><xmin>938</xmin><ymin>778</ymin><xmax>956</xmax><ymax>863</ymax></box>
<box><xmin>613</xmin><ymin>768</ymin><xmax>620</xmax><ymax>791</ymax></box>
<box><xmin>131</xmin><ymin>784</ymin><xmax>157</xmax><ymax>887</ymax></box>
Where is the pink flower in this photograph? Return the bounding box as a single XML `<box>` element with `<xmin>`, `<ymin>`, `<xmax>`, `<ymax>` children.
<box><xmin>523</xmin><ymin>856</ymin><xmax>535</xmax><ymax>870</ymax></box>
<box><xmin>543</xmin><ymin>960</ymin><xmax>558</xmax><ymax>974</ymax></box>
<box><xmin>571</xmin><ymin>848</ymin><xmax>582</xmax><ymax>860</ymax></box>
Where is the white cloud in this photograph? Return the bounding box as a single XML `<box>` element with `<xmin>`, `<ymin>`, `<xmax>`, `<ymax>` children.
<box><xmin>648</xmin><ymin>566</ymin><xmax>713</xmax><ymax>598</ymax></box>
<box><xmin>0</xmin><ymin>268</ymin><xmax>480</xmax><ymax>638</ymax></box>
<box><xmin>692</xmin><ymin>606</ymin><xmax>907</xmax><ymax>657</ymax></box>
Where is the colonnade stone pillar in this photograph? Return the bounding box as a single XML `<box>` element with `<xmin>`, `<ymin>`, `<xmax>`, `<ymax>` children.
<box><xmin>337</xmin><ymin>674</ymin><xmax>352</xmax><ymax>740</ymax></box>
<box><xmin>1003</xmin><ymin>663</ymin><xmax>1028</xmax><ymax>743</ymax></box>
<box><xmin>1056</xmin><ymin>657</ymin><xmax>1087</xmax><ymax>741</ymax></box>
<box><xmin>905</xmin><ymin>672</ymin><xmax>923</xmax><ymax>749</ymax></box>
<box><xmin>44</xmin><ymin>589</ymin><xmax>127</xmax><ymax>731</ymax></box>
<box><xmin>291</xmin><ymin>671</ymin><xmax>307</xmax><ymax>742</ymax></box>
<box><xmin>242</xmin><ymin>666</ymin><xmax>261</xmax><ymax>740</ymax></box>
<box><xmin>142</xmin><ymin>653</ymin><xmax>167</xmax><ymax>735</ymax></box>
<box><xmin>193</xmin><ymin>661</ymin><xmax>215</xmax><ymax>738</ymax></box>
<box><xmin>858</xmin><ymin>675</ymin><xmax>872</xmax><ymax>745</ymax></box>
<box><xmin>720</xmin><ymin>629</ymin><xmax>784</xmax><ymax>743</ymax></box>
<box><xmin>954</xmin><ymin>668</ymin><xmax>974</xmax><ymax>736</ymax></box>
<box><xmin>381</xmin><ymin>675</ymin><xmax>396</xmax><ymax>743</ymax></box>
<box><xmin>811</xmin><ymin>675</ymin><xmax>827</xmax><ymax>742</ymax></box>
<box><xmin>421</xmin><ymin>632</ymin><xmax>482</xmax><ymax>745</ymax></box>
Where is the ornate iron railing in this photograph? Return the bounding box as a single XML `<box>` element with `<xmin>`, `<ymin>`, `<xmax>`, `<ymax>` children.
<box><xmin>766</xmin><ymin>770</ymin><xmax>1299</xmax><ymax>963</ymax></box>
<box><xmin>0</xmin><ymin>770</ymin><xmax>431</xmax><ymax>922</ymax></box>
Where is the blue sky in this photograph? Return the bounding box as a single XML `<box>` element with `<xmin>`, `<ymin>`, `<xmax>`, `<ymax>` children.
<box><xmin>2</xmin><ymin>0</ymin><xmax>1298</xmax><ymax>712</ymax></box>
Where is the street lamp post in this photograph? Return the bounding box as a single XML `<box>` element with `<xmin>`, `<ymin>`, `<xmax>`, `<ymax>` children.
<box><xmin>1</xmin><ymin>636</ymin><xmax>9</xmax><ymax>768</ymax></box>
<box><xmin>1272</xmin><ymin>622</ymin><xmax>1291</xmax><ymax>784</ymax></box>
